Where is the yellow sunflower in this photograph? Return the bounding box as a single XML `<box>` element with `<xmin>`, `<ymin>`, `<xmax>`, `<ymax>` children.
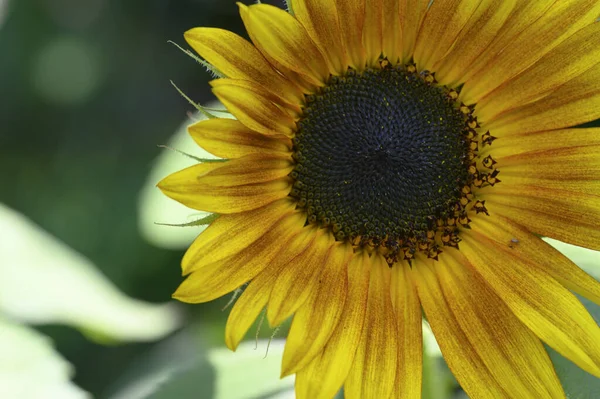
<box><xmin>159</xmin><ymin>1</ymin><xmax>600</xmax><ymax>397</ymax></box>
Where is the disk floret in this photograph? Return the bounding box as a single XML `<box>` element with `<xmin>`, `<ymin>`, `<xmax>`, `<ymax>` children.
<box><xmin>289</xmin><ymin>60</ymin><xmax>500</xmax><ymax>264</ymax></box>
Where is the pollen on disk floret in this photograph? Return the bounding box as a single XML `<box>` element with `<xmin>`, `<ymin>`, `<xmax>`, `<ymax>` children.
<box><xmin>288</xmin><ymin>58</ymin><xmax>501</xmax><ymax>265</ymax></box>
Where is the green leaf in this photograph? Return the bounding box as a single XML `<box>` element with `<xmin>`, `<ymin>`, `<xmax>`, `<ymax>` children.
<box><xmin>0</xmin><ymin>317</ymin><xmax>89</xmax><ymax>398</ymax></box>
<box><xmin>106</xmin><ymin>327</ymin><xmax>214</xmax><ymax>399</ymax></box>
<box><xmin>206</xmin><ymin>340</ymin><xmax>294</xmax><ymax>399</ymax></box>
<box><xmin>0</xmin><ymin>204</ymin><xmax>182</xmax><ymax>343</ymax></box>
<box><xmin>113</xmin><ymin>324</ymin><xmax>295</xmax><ymax>399</ymax></box>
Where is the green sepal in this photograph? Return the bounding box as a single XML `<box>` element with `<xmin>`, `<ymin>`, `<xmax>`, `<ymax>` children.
<box><xmin>156</xmin><ymin>144</ymin><xmax>228</xmax><ymax>164</ymax></box>
<box><xmin>168</xmin><ymin>40</ymin><xmax>225</xmax><ymax>78</ymax></box>
<box><xmin>154</xmin><ymin>213</ymin><xmax>220</xmax><ymax>228</ymax></box>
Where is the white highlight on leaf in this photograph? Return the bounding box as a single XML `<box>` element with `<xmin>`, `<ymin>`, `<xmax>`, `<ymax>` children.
<box><xmin>0</xmin><ymin>204</ymin><xmax>182</xmax><ymax>343</ymax></box>
<box><xmin>208</xmin><ymin>340</ymin><xmax>295</xmax><ymax>399</ymax></box>
<box><xmin>0</xmin><ymin>317</ymin><xmax>90</xmax><ymax>399</ymax></box>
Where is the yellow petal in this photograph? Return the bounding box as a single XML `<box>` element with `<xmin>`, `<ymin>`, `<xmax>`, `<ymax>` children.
<box><xmin>345</xmin><ymin>254</ymin><xmax>397</xmax><ymax>399</ymax></box>
<box><xmin>281</xmin><ymin>242</ymin><xmax>353</xmax><ymax>376</ymax></box>
<box><xmin>413</xmin><ymin>0</ymin><xmax>481</xmax><ymax>72</ymax></box>
<box><xmin>390</xmin><ymin>264</ymin><xmax>422</xmax><ymax>399</ymax></box>
<box><xmin>488</xmin><ymin>200</ymin><xmax>600</xmax><ymax>253</ymax></box>
<box><xmin>173</xmin><ymin>210</ymin><xmax>306</xmax><ymax>303</ymax></box>
<box><xmin>239</xmin><ymin>3</ymin><xmax>329</xmax><ymax>88</ymax></box>
<box><xmin>362</xmin><ymin>0</ymin><xmax>383</xmax><ymax>65</ymax></box>
<box><xmin>188</xmin><ymin>118</ymin><xmax>292</xmax><ymax>159</ymax></box>
<box><xmin>293</xmin><ymin>0</ymin><xmax>347</xmax><ymax>75</ymax></box>
<box><xmin>158</xmin><ymin>160</ymin><xmax>292</xmax><ymax>213</ymax></box>
<box><xmin>210</xmin><ymin>79</ymin><xmax>296</xmax><ymax>137</ymax></box>
<box><xmin>470</xmin><ymin>212</ymin><xmax>600</xmax><ymax>306</ymax></box>
<box><xmin>334</xmin><ymin>0</ymin><xmax>366</xmax><ymax>70</ymax></box>
<box><xmin>461</xmin><ymin>0</ymin><xmax>600</xmax><ymax>104</ymax></box>
<box><xmin>225</xmin><ymin>280</ymin><xmax>269</xmax><ymax>351</ymax></box>
<box><xmin>195</xmin><ymin>154</ymin><xmax>293</xmax><ymax>186</ymax></box>
<box><xmin>412</xmin><ymin>258</ymin><xmax>510</xmax><ymax>399</ymax></box>
<box><xmin>237</xmin><ymin>5</ymin><xmax>314</xmax><ymax>94</ymax></box>
<box><xmin>184</xmin><ymin>27</ymin><xmax>303</xmax><ymax>104</ymax></box>
<box><xmin>180</xmin><ymin>198</ymin><xmax>295</xmax><ymax>274</ymax></box>
<box><xmin>211</xmin><ymin>77</ymin><xmax>300</xmax><ymax>116</ymax></box>
<box><xmin>439</xmin><ymin>252</ymin><xmax>564</xmax><ymax>398</ymax></box>
<box><xmin>483</xmin><ymin>175</ymin><xmax>600</xmax><ymax>198</ymax></box>
<box><xmin>462</xmin><ymin>229</ymin><xmax>600</xmax><ymax>378</ymax></box>
<box><xmin>482</xmin><ymin>180</ymin><xmax>600</xmax><ymax>250</ymax></box>
<box><xmin>477</xmin><ymin>21</ymin><xmax>600</xmax><ymax>123</ymax></box>
<box><xmin>496</xmin><ymin>144</ymin><xmax>600</xmax><ymax>181</ymax></box>
<box><xmin>478</xmin><ymin>129</ymin><xmax>600</xmax><ymax>197</ymax></box>
<box><xmin>294</xmin><ymin>250</ymin><xmax>371</xmax><ymax>399</ymax></box>
<box><xmin>158</xmin><ymin>161</ymin><xmax>222</xmax><ymax>186</ymax></box>
<box><xmin>399</xmin><ymin>0</ymin><xmax>428</xmax><ymax>63</ymax></box>
<box><xmin>455</xmin><ymin>0</ymin><xmax>555</xmax><ymax>85</ymax></box>
<box><xmin>485</xmin><ymin>62</ymin><xmax>600</xmax><ymax>134</ymax></box>
<box><xmin>480</xmin><ymin>127</ymin><xmax>600</xmax><ymax>156</ymax></box>
<box><xmin>225</xmin><ymin>223</ymin><xmax>321</xmax><ymax>350</ymax></box>
<box><xmin>159</xmin><ymin>169</ymin><xmax>291</xmax><ymax>214</ymax></box>
<box><xmin>267</xmin><ymin>229</ymin><xmax>334</xmax><ymax>327</ymax></box>
<box><xmin>382</xmin><ymin>0</ymin><xmax>402</xmax><ymax>64</ymax></box>
<box><xmin>432</xmin><ymin>0</ymin><xmax>517</xmax><ymax>87</ymax></box>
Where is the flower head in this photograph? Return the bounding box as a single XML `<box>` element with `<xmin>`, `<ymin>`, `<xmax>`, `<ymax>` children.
<box><xmin>159</xmin><ymin>1</ymin><xmax>600</xmax><ymax>397</ymax></box>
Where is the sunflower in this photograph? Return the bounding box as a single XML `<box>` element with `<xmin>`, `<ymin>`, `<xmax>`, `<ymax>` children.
<box><xmin>159</xmin><ymin>1</ymin><xmax>600</xmax><ymax>397</ymax></box>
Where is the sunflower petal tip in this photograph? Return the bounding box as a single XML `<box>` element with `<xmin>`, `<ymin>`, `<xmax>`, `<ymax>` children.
<box><xmin>180</xmin><ymin>266</ymin><xmax>189</xmax><ymax>277</ymax></box>
<box><xmin>265</xmin><ymin>308</ymin><xmax>285</xmax><ymax>331</ymax></box>
<box><xmin>224</xmin><ymin>338</ymin><xmax>238</xmax><ymax>352</ymax></box>
<box><xmin>208</xmin><ymin>79</ymin><xmax>222</xmax><ymax>88</ymax></box>
<box><xmin>183</xmin><ymin>27</ymin><xmax>198</xmax><ymax>39</ymax></box>
<box><xmin>279</xmin><ymin>364</ymin><xmax>294</xmax><ymax>379</ymax></box>
<box><xmin>155</xmin><ymin>180</ymin><xmax>178</xmax><ymax>198</ymax></box>
<box><xmin>172</xmin><ymin>293</ymin><xmax>197</xmax><ymax>304</ymax></box>
<box><xmin>156</xmin><ymin>178</ymin><xmax>170</xmax><ymax>191</ymax></box>
<box><xmin>171</xmin><ymin>291</ymin><xmax>184</xmax><ymax>301</ymax></box>
<box><xmin>172</xmin><ymin>282</ymin><xmax>196</xmax><ymax>303</ymax></box>
<box><xmin>589</xmin><ymin>364</ymin><xmax>600</xmax><ymax>379</ymax></box>
<box><xmin>268</xmin><ymin>317</ymin><xmax>283</xmax><ymax>330</ymax></box>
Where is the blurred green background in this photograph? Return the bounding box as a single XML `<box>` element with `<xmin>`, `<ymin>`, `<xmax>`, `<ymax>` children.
<box><xmin>0</xmin><ymin>0</ymin><xmax>292</xmax><ymax>397</ymax></box>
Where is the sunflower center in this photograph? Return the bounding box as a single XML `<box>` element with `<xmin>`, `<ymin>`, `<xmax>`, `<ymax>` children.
<box><xmin>290</xmin><ymin>63</ymin><xmax>490</xmax><ymax>263</ymax></box>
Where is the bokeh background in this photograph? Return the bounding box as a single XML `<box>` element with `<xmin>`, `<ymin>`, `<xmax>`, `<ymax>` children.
<box><xmin>2</xmin><ymin>0</ymin><xmax>599</xmax><ymax>398</ymax></box>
